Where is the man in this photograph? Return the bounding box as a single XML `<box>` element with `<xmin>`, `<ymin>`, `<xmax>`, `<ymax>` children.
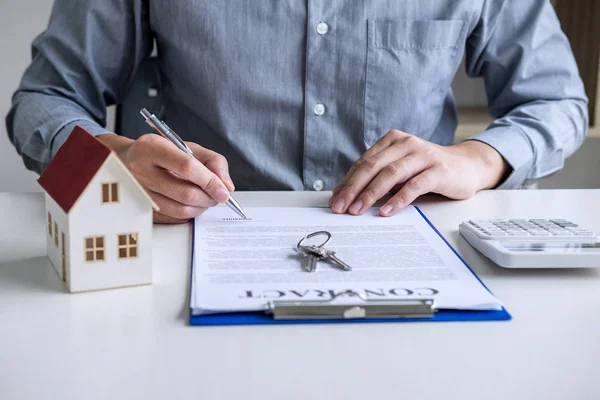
<box><xmin>6</xmin><ymin>1</ymin><xmax>588</xmax><ymax>223</ymax></box>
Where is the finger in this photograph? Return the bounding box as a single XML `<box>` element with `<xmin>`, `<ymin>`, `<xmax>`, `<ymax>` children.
<box><xmin>331</xmin><ymin>145</ymin><xmax>413</xmax><ymax>214</ymax></box>
<box><xmin>137</xmin><ymin>167</ymin><xmax>218</xmax><ymax>208</ymax></box>
<box><xmin>347</xmin><ymin>153</ymin><xmax>431</xmax><ymax>215</ymax></box>
<box><xmin>332</xmin><ymin>129</ymin><xmax>411</xmax><ymax>197</ymax></box>
<box><xmin>330</xmin><ymin>183</ymin><xmax>347</xmax><ymax>209</ymax></box>
<box><xmin>333</xmin><ymin>148</ymin><xmax>385</xmax><ymax>196</ymax></box>
<box><xmin>147</xmin><ymin>190</ymin><xmax>209</xmax><ymax>221</ymax></box>
<box><xmin>379</xmin><ymin>168</ymin><xmax>439</xmax><ymax>217</ymax></box>
<box><xmin>142</xmin><ymin>137</ymin><xmax>230</xmax><ymax>203</ymax></box>
<box><xmin>188</xmin><ymin>143</ymin><xmax>235</xmax><ymax>192</ymax></box>
<box><xmin>332</xmin><ymin>183</ymin><xmax>343</xmax><ymax>197</ymax></box>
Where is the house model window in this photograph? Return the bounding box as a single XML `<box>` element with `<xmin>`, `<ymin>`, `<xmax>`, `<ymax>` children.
<box><xmin>102</xmin><ymin>182</ymin><xmax>119</xmax><ymax>203</ymax></box>
<box><xmin>54</xmin><ymin>222</ymin><xmax>58</xmax><ymax>247</ymax></box>
<box><xmin>85</xmin><ymin>236</ymin><xmax>105</xmax><ymax>262</ymax></box>
<box><xmin>118</xmin><ymin>233</ymin><xmax>138</xmax><ymax>259</ymax></box>
<box><xmin>48</xmin><ymin>212</ymin><xmax>52</xmax><ymax>237</ymax></box>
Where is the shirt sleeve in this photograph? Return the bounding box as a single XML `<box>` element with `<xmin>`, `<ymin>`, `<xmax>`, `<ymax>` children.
<box><xmin>5</xmin><ymin>0</ymin><xmax>153</xmax><ymax>174</ymax></box>
<box><xmin>464</xmin><ymin>0</ymin><xmax>589</xmax><ymax>189</ymax></box>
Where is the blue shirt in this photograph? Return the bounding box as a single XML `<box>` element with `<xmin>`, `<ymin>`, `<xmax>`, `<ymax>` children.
<box><xmin>6</xmin><ymin>0</ymin><xmax>588</xmax><ymax>190</ymax></box>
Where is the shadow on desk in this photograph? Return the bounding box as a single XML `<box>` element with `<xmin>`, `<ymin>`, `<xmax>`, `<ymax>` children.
<box><xmin>0</xmin><ymin>256</ymin><xmax>66</xmax><ymax>294</ymax></box>
<box><xmin>178</xmin><ymin>261</ymin><xmax>192</xmax><ymax>324</ymax></box>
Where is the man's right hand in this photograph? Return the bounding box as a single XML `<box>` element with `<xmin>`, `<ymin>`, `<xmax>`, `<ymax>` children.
<box><xmin>97</xmin><ymin>133</ymin><xmax>235</xmax><ymax>224</ymax></box>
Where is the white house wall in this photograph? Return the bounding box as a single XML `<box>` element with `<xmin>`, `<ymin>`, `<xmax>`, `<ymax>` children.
<box><xmin>44</xmin><ymin>192</ymin><xmax>69</xmax><ymax>283</ymax></box>
<box><xmin>68</xmin><ymin>154</ymin><xmax>153</xmax><ymax>292</ymax></box>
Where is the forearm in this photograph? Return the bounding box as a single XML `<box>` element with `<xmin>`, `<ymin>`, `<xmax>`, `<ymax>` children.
<box><xmin>464</xmin><ymin>1</ymin><xmax>588</xmax><ymax>189</ymax></box>
<box><xmin>467</xmin><ymin>98</ymin><xmax>588</xmax><ymax>189</ymax></box>
<box><xmin>5</xmin><ymin>0</ymin><xmax>152</xmax><ymax>174</ymax></box>
<box><xmin>6</xmin><ymin>92</ymin><xmax>108</xmax><ymax>173</ymax></box>
<box><xmin>6</xmin><ymin>92</ymin><xmax>112</xmax><ymax>174</ymax></box>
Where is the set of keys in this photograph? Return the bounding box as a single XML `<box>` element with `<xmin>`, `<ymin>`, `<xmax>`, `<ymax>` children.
<box><xmin>296</xmin><ymin>231</ymin><xmax>352</xmax><ymax>272</ymax></box>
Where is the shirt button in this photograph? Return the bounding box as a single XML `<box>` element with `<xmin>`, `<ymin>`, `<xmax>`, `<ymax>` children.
<box><xmin>316</xmin><ymin>22</ymin><xmax>329</xmax><ymax>35</ymax></box>
<box><xmin>312</xmin><ymin>179</ymin><xmax>324</xmax><ymax>191</ymax></box>
<box><xmin>313</xmin><ymin>103</ymin><xmax>325</xmax><ymax>116</ymax></box>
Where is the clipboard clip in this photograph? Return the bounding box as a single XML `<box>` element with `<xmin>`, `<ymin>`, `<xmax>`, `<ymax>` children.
<box><xmin>267</xmin><ymin>296</ymin><xmax>435</xmax><ymax>320</ymax></box>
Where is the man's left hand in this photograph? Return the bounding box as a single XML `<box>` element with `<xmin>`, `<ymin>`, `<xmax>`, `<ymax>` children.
<box><xmin>329</xmin><ymin>129</ymin><xmax>509</xmax><ymax>217</ymax></box>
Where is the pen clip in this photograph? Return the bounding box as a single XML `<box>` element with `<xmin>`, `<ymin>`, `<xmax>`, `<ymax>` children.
<box><xmin>162</xmin><ymin>121</ymin><xmax>193</xmax><ymax>153</ymax></box>
<box><xmin>140</xmin><ymin>108</ymin><xmax>161</xmax><ymax>132</ymax></box>
<box><xmin>140</xmin><ymin>108</ymin><xmax>193</xmax><ymax>155</ymax></box>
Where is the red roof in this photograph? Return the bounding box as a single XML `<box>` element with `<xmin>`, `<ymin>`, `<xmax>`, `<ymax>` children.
<box><xmin>38</xmin><ymin>126</ymin><xmax>112</xmax><ymax>213</ymax></box>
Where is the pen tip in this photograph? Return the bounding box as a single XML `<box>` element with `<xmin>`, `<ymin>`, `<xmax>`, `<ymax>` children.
<box><xmin>226</xmin><ymin>196</ymin><xmax>249</xmax><ymax>220</ymax></box>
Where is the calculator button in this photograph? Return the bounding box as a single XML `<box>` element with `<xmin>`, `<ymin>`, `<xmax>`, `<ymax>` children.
<box><xmin>567</xmin><ymin>227</ymin><xmax>590</xmax><ymax>233</ymax></box>
<box><xmin>550</xmin><ymin>230</ymin><xmax>572</xmax><ymax>236</ymax></box>
<box><xmin>463</xmin><ymin>219</ymin><xmax>597</xmax><ymax>241</ymax></box>
<box><xmin>530</xmin><ymin>231</ymin><xmax>551</xmax><ymax>236</ymax></box>
<box><xmin>571</xmin><ymin>228</ymin><xmax>594</xmax><ymax>236</ymax></box>
<box><xmin>550</xmin><ymin>219</ymin><xmax>573</xmax><ymax>224</ymax></box>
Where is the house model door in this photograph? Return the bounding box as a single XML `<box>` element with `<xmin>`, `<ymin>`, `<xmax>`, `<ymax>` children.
<box><xmin>61</xmin><ymin>232</ymin><xmax>66</xmax><ymax>283</ymax></box>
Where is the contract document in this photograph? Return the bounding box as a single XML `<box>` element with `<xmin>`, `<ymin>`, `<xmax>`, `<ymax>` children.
<box><xmin>190</xmin><ymin>206</ymin><xmax>503</xmax><ymax>316</ymax></box>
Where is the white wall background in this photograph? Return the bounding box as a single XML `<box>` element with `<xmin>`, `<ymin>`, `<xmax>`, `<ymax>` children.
<box><xmin>0</xmin><ymin>0</ymin><xmax>499</xmax><ymax>192</ymax></box>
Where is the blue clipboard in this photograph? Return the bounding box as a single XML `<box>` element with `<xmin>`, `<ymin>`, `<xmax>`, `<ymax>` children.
<box><xmin>189</xmin><ymin>206</ymin><xmax>511</xmax><ymax>326</ymax></box>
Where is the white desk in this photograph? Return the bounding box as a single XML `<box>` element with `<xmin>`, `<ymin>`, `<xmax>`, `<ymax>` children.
<box><xmin>1</xmin><ymin>190</ymin><xmax>600</xmax><ymax>400</ymax></box>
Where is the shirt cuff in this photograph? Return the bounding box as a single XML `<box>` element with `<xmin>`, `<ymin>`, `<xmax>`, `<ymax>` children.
<box><xmin>465</xmin><ymin>126</ymin><xmax>534</xmax><ymax>189</ymax></box>
<box><xmin>50</xmin><ymin>119</ymin><xmax>114</xmax><ymax>158</ymax></box>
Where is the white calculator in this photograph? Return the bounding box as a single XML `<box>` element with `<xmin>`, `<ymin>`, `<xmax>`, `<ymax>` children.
<box><xmin>459</xmin><ymin>219</ymin><xmax>600</xmax><ymax>268</ymax></box>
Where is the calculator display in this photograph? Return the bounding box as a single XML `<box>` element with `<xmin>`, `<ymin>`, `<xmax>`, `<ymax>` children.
<box><xmin>500</xmin><ymin>242</ymin><xmax>600</xmax><ymax>252</ymax></box>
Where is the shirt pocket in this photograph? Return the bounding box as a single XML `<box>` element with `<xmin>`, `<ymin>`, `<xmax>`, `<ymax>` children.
<box><xmin>364</xmin><ymin>19</ymin><xmax>466</xmax><ymax>147</ymax></box>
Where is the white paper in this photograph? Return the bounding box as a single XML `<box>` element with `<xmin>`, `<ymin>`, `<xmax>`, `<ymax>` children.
<box><xmin>191</xmin><ymin>206</ymin><xmax>502</xmax><ymax>315</ymax></box>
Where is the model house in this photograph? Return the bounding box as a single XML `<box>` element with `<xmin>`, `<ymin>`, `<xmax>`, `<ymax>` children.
<box><xmin>38</xmin><ymin>126</ymin><xmax>158</xmax><ymax>292</ymax></box>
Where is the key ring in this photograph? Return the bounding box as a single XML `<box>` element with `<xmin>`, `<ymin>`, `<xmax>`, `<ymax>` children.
<box><xmin>296</xmin><ymin>230</ymin><xmax>332</xmax><ymax>252</ymax></box>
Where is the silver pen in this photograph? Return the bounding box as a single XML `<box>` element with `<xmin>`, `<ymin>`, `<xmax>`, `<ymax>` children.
<box><xmin>140</xmin><ymin>108</ymin><xmax>249</xmax><ymax>220</ymax></box>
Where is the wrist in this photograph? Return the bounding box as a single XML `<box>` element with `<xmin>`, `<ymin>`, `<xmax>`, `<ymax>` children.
<box><xmin>96</xmin><ymin>134</ymin><xmax>134</xmax><ymax>159</ymax></box>
<box><xmin>452</xmin><ymin>140</ymin><xmax>510</xmax><ymax>189</ymax></box>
